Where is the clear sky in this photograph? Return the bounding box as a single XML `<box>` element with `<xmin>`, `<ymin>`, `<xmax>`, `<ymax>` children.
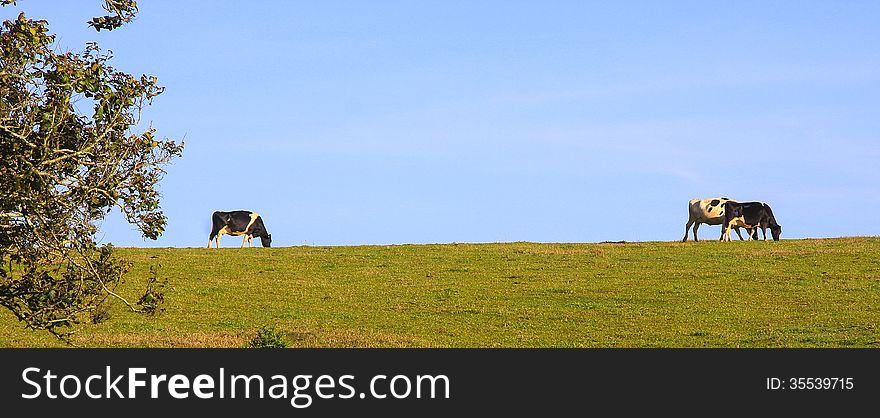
<box><xmin>4</xmin><ymin>1</ymin><xmax>880</xmax><ymax>247</ymax></box>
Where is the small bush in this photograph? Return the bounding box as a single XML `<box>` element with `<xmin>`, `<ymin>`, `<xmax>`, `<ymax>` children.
<box><xmin>246</xmin><ymin>325</ymin><xmax>288</xmax><ymax>348</ymax></box>
<box><xmin>91</xmin><ymin>302</ymin><xmax>112</xmax><ymax>324</ymax></box>
<box><xmin>137</xmin><ymin>264</ymin><xmax>167</xmax><ymax>316</ymax></box>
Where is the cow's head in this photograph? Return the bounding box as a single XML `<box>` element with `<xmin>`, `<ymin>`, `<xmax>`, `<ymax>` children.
<box><xmin>260</xmin><ymin>233</ymin><xmax>272</xmax><ymax>247</ymax></box>
<box><xmin>770</xmin><ymin>225</ymin><xmax>782</xmax><ymax>241</ymax></box>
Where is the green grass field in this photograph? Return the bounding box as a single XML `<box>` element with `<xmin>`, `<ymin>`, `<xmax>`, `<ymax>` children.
<box><xmin>2</xmin><ymin>237</ymin><xmax>879</xmax><ymax>348</ymax></box>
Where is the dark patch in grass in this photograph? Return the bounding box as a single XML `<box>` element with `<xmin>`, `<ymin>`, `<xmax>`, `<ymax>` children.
<box><xmin>434</xmin><ymin>288</ymin><xmax>456</xmax><ymax>301</ymax></box>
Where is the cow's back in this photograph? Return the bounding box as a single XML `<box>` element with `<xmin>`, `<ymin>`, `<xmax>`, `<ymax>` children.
<box><xmin>690</xmin><ymin>197</ymin><xmax>732</xmax><ymax>224</ymax></box>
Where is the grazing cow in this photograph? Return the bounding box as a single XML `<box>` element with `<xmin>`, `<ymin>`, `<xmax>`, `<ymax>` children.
<box><xmin>208</xmin><ymin>210</ymin><xmax>272</xmax><ymax>248</ymax></box>
<box><xmin>682</xmin><ymin>197</ymin><xmax>747</xmax><ymax>242</ymax></box>
<box><xmin>720</xmin><ymin>201</ymin><xmax>782</xmax><ymax>241</ymax></box>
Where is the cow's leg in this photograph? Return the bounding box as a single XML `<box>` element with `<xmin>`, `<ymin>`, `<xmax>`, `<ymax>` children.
<box><xmin>734</xmin><ymin>227</ymin><xmax>745</xmax><ymax>240</ymax></box>
<box><xmin>683</xmin><ymin>219</ymin><xmax>694</xmax><ymax>242</ymax></box>
<box><xmin>215</xmin><ymin>235</ymin><xmax>221</xmax><ymax>248</ymax></box>
<box><xmin>241</xmin><ymin>235</ymin><xmax>248</xmax><ymax>248</ymax></box>
<box><xmin>693</xmin><ymin>222</ymin><xmax>701</xmax><ymax>242</ymax></box>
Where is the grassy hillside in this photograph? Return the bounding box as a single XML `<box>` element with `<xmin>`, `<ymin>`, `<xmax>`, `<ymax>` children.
<box><xmin>2</xmin><ymin>238</ymin><xmax>879</xmax><ymax>347</ymax></box>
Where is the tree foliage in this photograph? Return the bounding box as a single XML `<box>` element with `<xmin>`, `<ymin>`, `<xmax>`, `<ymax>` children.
<box><xmin>0</xmin><ymin>0</ymin><xmax>138</xmax><ymax>31</ymax></box>
<box><xmin>0</xmin><ymin>1</ymin><xmax>182</xmax><ymax>340</ymax></box>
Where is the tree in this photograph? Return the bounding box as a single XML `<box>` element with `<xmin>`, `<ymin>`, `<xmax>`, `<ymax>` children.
<box><xmin>0</xmin><ymin>0</ymin><xmax>183</xmax><ymax>340</ymax></box>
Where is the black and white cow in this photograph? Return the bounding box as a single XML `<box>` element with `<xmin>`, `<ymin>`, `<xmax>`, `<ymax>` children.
<box><xmin>720</xmin><ymin>201</ymin><xmax>782</xmax><ymax>241</ymax></box>
<box><xmin>208</xmin><ymin>210</ymin><xmax>272</xmax><ymax>248</ymax></box>
<box><xmin>683</xmin><ymin>197</ymin><xmax>747</xmax><ymax>242</ymax></box>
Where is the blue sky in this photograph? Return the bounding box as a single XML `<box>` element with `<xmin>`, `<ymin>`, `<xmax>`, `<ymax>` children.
<box><xmin>4</xmin><ymin>1</ymin><xmax>880</xmax><ymax>246</ymax></box>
